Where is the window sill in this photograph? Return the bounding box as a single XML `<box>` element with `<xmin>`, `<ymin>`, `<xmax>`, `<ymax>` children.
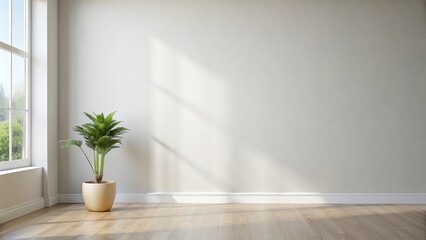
<box><xmin>0</xmin><ymin>159</ymin><xmax>31</xmax><ymax>171</ymax></box>
<box><xmin>0</xmin><ymin>166</ymin><xmax>41</xmax><ymax>176</ymax></box>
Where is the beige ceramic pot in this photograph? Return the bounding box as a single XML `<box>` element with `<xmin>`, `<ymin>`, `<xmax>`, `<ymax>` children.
<box><xmin>82</xmin><ymin>180</ymin><xmax>116</xmax><ymax>212</ymax></box>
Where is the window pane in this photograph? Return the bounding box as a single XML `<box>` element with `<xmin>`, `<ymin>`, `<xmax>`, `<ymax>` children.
<box><xmin>0</xmin><ymin>109</ymin><xmax>10</xmax><ymax>161</ymax></box>
<box><xmin>12</xmin><ymin>110</ymin><xmax>25</xmax><ymax>160</ymax></box>
<box><xmin>0</xmin><ymin>49</ymin><xmax>10</xmax><ymax>108</ymax></box>
<box><xmin>0</xmin><ymin>0</ymin><xmax>10</xmax><ymax>44</ymax></box>
<box><xmin>12</xmin><ymin>0</ymin><xmax>25</xmax><ymax>50</ymax></box>
<box><xmin>12</xmin><ymin>54</ymin><xmax>25</xmax><ymax>109</ymax></box>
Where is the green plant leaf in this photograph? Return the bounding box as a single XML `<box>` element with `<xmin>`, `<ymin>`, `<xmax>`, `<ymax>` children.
<box><xmin>84</xmin><ymin>112</ymin><xmax>96</xmax><ymax>122</ymax></box>
<box><xmin>105</xmin><ymin>111</ymin><xmax>116</xmax><ymax>123</ymax></box>
<box><xmin>60</xmin><ymin>139</ymin><xmax>83</xmax><ymax>148</ymax></box>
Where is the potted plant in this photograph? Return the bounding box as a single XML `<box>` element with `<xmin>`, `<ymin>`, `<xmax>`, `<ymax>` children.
<box><xmin>61</xmin><ymin>112</ymin><xmax>129</xmax><ymax>211</ymax></box>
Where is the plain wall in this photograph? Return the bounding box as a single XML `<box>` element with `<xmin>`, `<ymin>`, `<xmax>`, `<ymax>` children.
<box><xmin>32</xmin><ymin>0</ymin><xmax>59</xmax><ymax>206</ymax></box>
<box><xmin>59</xmin><ymin>0</ymin><xmax>426</xmax><ymax>194</ymax></box>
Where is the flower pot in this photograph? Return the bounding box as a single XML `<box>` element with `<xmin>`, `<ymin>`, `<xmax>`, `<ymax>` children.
<box><xmin>82</xmin><ymin>180</ymin><xmax>116</xmax><ymax>212</ymax></box>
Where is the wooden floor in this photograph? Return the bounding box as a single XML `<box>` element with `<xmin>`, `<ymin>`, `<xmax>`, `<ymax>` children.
<box><xmin>1</xmin><ymin>204</ymin><xmax>425</xmax><ymax>240</ymax></box>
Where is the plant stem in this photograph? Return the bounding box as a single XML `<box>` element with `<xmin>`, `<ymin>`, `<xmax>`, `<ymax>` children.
<box><xmin>78</xmin><ymin>146</ymin><xmax>94</xmax><ymax>174</ymax></box>
<box><xmin>94</xmin><ymin>150</ymin><xmax>99</xmax><ymax>177</ymax></box>
<box><xmin>93</xmin><ymin>150</ymin><xmax>104</xmax><ymax>183</ymax></box>
<box><xmin>100</xmin><ymin>154</ymin><xmax>105</xmax><ymax>176</ymax></box>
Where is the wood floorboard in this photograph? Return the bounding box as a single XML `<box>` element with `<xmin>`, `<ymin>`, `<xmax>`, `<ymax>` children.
<box><xmin>1</xmin><ymin>204</ymin><xmax>425</xmax><ymax>240</ymax></box>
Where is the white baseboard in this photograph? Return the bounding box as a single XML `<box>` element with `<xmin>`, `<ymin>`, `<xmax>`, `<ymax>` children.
<box><xmin>0</xmin><ymin>197</ymin><xmax>45</xmax><ymax>224</ymax></box>
<box><xmin>58</xmin><ymin>193</ymin><xmax>426</xmax><ymax>204</ymax></box>
<box><xmin>46</xmin><ymin>195</ymin><xmax>59</xmax><ymax>207</ymax></box>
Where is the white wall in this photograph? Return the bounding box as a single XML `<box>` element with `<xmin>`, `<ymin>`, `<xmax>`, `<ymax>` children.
<box><xmin>32</xmin><ymin>0</ymin><xmax>59</xmax><ymax>206</ymax></box>
<box><xmin>59</xmin><ymin>0</ymin><xmax>426</xmax><ymax>195</ymax></box>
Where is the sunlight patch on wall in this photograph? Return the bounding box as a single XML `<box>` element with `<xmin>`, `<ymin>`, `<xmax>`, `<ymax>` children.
<box><xmin>148</xmin><ymin>36</ymin><xmax>311</xmax><ymax>193</ymax></box>
<box><xmin>149</xmin><ymin>37</ymin><xmax>233</xmax><ymax>191</ymax></box>
<box><xmin>150</xmin><ymin>37</ymin><xmax>231</xmax><ymax>126</ymax></box>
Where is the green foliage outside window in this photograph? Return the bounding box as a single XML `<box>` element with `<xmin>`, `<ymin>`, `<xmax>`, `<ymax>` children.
<box><xmin>0</xmin><ymin>83</ymin><xmax>25</xmax><ymax>162</ymax></box>
<box><xmin>0</xmin><ymin>118</ymin><xmax>24</xmax><ymax>161</ymax></box>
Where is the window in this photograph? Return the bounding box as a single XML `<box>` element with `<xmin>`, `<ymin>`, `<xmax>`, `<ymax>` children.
<box><xmin>0</xmin><ymin>0</ymin><xmax>29</xmax><ymax>170</ymax></box>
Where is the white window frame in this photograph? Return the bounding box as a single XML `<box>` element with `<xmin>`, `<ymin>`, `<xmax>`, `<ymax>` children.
<box><xmin>0</xmin><ymin>0</ymin><xmax>31</xmax><ymax>171</ymax></box>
